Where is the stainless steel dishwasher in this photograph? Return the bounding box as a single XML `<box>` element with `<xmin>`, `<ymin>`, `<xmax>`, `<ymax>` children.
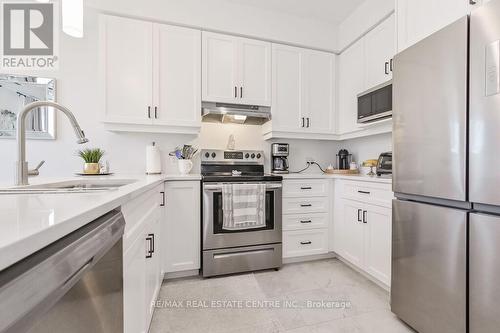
<box><xmin>0</xmin><ymin>209</ymin><xmax>125</xmax><ymax>333</ymax></box>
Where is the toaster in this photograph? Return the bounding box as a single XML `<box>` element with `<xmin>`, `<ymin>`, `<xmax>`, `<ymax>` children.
<box><xmin>376</xmin><ymin>152</ymin><xmax>392</xmax><ymax>176</ymax></box>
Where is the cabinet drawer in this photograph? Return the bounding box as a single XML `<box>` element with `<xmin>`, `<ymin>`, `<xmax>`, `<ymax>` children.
<box><xmin>283</xmin><ymin>213</ymin><xmax>329</xmax><ymax>231</ymax></box>
<box><xmin>283</xmin><ymin>229</ymin><xmax>328</xmax><ymax>258</ymax></box>
<box><xmin>283</xmin><ymin>197</ymin><xmax>329</xmax><ymax>214</ymax></box>
<box><xmin>283</xmin><ymin>179</ymin><xmax>329</xmax><ymax>197</ymax></box>
<box><xmin>342</xmin><ymin>181</ymin><xmax>393</xmax><ymax>207</ymax></box>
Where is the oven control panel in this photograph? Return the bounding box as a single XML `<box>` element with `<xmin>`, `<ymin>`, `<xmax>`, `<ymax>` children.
<box><xmin>201</xmin><ymin>149</ymin><xmax>264</xmax><ymax>164</ymax></box>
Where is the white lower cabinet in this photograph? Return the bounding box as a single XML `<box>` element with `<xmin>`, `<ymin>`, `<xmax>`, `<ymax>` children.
<box><xmin>336</xmin><ymin>193</ymin><xmax>392</xmax><ymax>287</ymax></box>
<box><xmin>122</xmin><ymin>184</ymin><xmax>164</xmax><ymax>333</ymax></box>
<box><xmin>282</xmin><ymin>179</ymin><xmax>331</xmax><ymax>259</ymax></box>
<box><xmin>164</xmin><ymin>181</ymin><xmax>201</xmax><ymax>273</ymax></box>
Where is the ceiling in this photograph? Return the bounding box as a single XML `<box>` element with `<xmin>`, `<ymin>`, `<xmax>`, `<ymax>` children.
<box><xmin>224</xmin><ymin>0</ymin><xmax>366</xmax><ymax>24</ymax></box>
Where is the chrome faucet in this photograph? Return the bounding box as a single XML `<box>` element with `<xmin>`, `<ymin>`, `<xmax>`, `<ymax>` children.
<box><xmin>16</xmin><ymin>101</ymin><xmax>89</xmax><ymax>186</ymax></box>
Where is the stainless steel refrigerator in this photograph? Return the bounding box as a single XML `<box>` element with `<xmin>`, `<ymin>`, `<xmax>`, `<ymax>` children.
<box><xmin>392</xmin><ymin>2</ymin><xmax>500</xmax><ymax>332</ymax></box>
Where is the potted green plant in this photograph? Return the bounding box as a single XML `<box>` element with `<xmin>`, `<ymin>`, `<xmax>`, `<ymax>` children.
<box><xmin>77</xmin><ymin>148</ymin><xmax>105</xmax><ymax>174</ymax></box>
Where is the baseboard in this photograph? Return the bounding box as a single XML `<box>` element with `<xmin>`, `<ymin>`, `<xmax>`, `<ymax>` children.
<box><xmin>283</xmin><ymin>252</ymin><xmax>336</xmax><ymax>264</ymax></box>
<box><xmin>163</xmin><ymin>269</ymin><xmax>200</xmax><ymax>280</ymax></box>
<box><xmin>334</xmin><ymin>253</ymin><xmax>390</xmax><ymax>292</ymax></box>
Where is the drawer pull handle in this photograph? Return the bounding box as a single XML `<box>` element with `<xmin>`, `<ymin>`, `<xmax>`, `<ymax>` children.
<box><xmin>300</xmin><ymin>187</ymin><xmax>312</xmax><ymax>190</ymax></box>
<box><xmin>358</xmin><ymin>191</ymin><xmax>371</xmax><ymax>195</ymax></box>
<box><xmin>300</xmin><ymin>241</ymin><xmax>312</xmax><ymax>245</ymax></box>
<box><xmin>300</xmin><ymin>220</ymin><xmax>312</xmax><ymax>224</ymax></box>
<box><xmin>300</xmin><ymin>204</ymin><xmax>312</xmax><ymax>207</ymax></box>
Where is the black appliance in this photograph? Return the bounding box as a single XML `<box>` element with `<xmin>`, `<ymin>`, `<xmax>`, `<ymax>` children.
<box><xmin>357</xmin><ymin>81</ymin><xmax>392</xmax><ymax>124</ymax></box>
<box><xmin>337</xmin><ymin>149</ymin><xmax>351</xmax><ymax>170</ymax></box>
<box><xmin>376</xmin><ymin>152</ymin><xmax>392</xmax><ymax>176</ymax></box>
<box><xmin>271</xmin><ymin>143</ymin><xmax>289</xmax><ymax>174</ymax></box>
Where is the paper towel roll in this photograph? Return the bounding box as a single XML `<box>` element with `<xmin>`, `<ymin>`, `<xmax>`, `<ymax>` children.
<box><xmin>146</xmin><ymin>142</ymin><xmax>162</xmax><ymax>174</ymax></box>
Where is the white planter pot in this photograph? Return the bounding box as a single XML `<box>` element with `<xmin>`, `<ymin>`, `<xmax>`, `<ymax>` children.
<box><xmin>178</xmin><ymin>159</ymin><xmax>193</xmax><ymax>175</ymax></box>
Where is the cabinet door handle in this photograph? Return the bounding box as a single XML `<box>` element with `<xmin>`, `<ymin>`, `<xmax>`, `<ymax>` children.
<box><xmin>301</xmin><ymin>117</ymin><xmax>305</xmax><ymax>127</ymax></box>
<box><xmin>160</xmin><ymin>191</ymin><xmax>165</xmax><ymax>206</ymax></box>
<box><xmin>384</xmin><ymin>62</ymin><xmax>389</xmax><ymax>75</ymax></box>
<box><xmin>357</xmin><ymin>209</ymin><xmax>362</xmax><ymax>222</ymax></box>
<box><xmin>147</xmin><ymin>106</ymin><xmax>151</xmax><ymax>119</ymax></box>
<box><xmin>390</xmin><ymin>59</ymin><xmax>393</xmax><ymax>72</ymax></box>
<box><xmin>358</xmin><ymin>190</ymin><xmax>371</xmax><ymax>195</ymax></box>
<box><xmin>300</xmin><ymin>220</ymin><xmax>312</xmax><ymax>224</ymax></box>
<box><xmin>234</xmin><ymin>86</ymin><xmax>238</xmax><ymax>98</ymax></box>
<box><xmin>145</xmin><ymin>236</ymin><xmax>153</xmax><ymax>258</ymax></box>
<box><xmin>300</xmin><ymin>187</ymin><xmax>312</xmax><ymax>190</ymax></box>
<box><xmin>300</xmin><ymin>204</ymin><xmax>312</xmax><ymax>207</ymax></box>
<box><xmin>240</xmin><ymin>87</ymin><xmax>243</xmax><ymax>98</ymax></box>
<box><xmin>300</xmin><ymin>241</ymin><xmax>312</xmax><ymax>245</ymax></box>
<box><xmin>149</xmin><ymin>233</ymin><xmax>155</xmax><ymax>253</ymax></box>
<box><xmin>307</xmin><ymin>118</ymin><xmax>310</xmax><ymax>128</ymax></box>
<box><xmin>363</xmin><ymin>211</ymin><xmax>367</xmax><ymax>224</ymax></box>
<box><xmin>154</xmin><ymin>106</ymin><xmax>158</xmax><ymax>119</ymax></box>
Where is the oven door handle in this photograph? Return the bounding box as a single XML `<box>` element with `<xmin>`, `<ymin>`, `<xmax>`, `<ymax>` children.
<box><xmin>203</xmin><ymin>183</ymin><xmax>282</xmax><ymax>191</ymax></box>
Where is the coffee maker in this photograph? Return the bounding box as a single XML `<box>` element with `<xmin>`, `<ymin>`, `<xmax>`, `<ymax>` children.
<box><xmin>271</xmin><ymin>143</ymin><xmax>289</xmax><ymax>174</ymax></box>
<box><xmin>337</xmin><ymin>149</ymin><xmax>352</xmax><ymax>170</ymax></box>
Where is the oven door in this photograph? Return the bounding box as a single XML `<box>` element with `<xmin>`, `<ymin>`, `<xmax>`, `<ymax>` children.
<box><xmin>202</xmin><ymin>182</ymin><xmax>282</xmax><ymax>250</ymax></box>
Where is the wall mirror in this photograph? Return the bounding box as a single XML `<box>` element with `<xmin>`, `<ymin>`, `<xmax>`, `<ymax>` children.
<box><xmin>0</xmin><ymin>74</ymin><xmax>56</xmax><ymax>140</ymax></box>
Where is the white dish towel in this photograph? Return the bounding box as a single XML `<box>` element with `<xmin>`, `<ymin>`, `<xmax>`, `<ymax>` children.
<box><xmin>222</xmin><ymin>183</ymin><xmax>266</xmax><ymax>230</ymax></box>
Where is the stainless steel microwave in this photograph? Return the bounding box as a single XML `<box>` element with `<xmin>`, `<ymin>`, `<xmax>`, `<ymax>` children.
<box><xmin>357</xmin><ymin>81</ymin><xmax>392</xmax><ymax>124</ymax></box>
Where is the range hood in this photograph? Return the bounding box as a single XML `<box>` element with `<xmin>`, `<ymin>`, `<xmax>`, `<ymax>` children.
<box><xmin>201</xmin><ymin>102</ymin><xmax>271</xmax><ymax>125</ymax></box>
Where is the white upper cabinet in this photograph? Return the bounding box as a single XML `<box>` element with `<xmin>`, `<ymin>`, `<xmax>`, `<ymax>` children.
<box><xmin>153</xmin><ymin>24</ymin><xmax>201</xmax><ymax>127</ymax></box>
<box><xmin>264</xmin><ymin>44</ymin><xmax>336</xmax><ymax>138</ymax></box>
<box><xmin>396</xmin><ymin>0</ymin><xmax>470</xmax><ymax>53</ymax></box>
<box><xmin>304</xmin><ymin>50</ymin><xmax>335</xmax><ymax>134</ymax></box>
<box><xmin>239</xmin><ymin>37</ymin><xmax>272</xmax><ymax>105</ymax></box>
<box><xmin>100</xmin><ymin>15</ymin><xmax>201</xmax><ymax>133</ymax></box>
<box><xmin>269</xmin><ymin>44</ymin><xmax>305</xmax><ymax>133</ymax></box>
<box><xmin>202</xmin><ymin>32</ymin><xmax>271</xmax><ymax>106</ymax></box>
<box><xmin>364</xmin><ymin>14</ymin><xmax>395</xmax><ymax>89</ymax></box>
<box><xmin>338</xmin><ymin>39</ymin><xmax>364</xmax><ymax>135</ymax></box>
<box><xmin>202</xmin><ymin>32</ymin><xmax>239</xmax><ymax>103</ymax></box>
<box><xmin>101</xmin><ymin>15</ymin><xmax>153</xmax><ymax>125</ymax></box>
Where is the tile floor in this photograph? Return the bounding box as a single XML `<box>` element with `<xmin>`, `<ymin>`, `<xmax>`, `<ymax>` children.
<box><xmin>149</xmin><ymin>259</ymin><xmax>414</xmax><ymax>333</ymax></box>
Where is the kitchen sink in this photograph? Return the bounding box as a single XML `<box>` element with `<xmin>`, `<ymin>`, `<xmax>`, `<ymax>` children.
<box><xmin>0</xmin><ymin>179</ymin><xmax>138</xmax><ymax>194</ymax></box>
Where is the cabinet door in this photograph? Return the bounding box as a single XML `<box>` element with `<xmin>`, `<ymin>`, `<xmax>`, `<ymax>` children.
<box><xmin>145</xmin><ymin>210</ymin><xmax>161</xmax><ymax>322</ymax></box>
<box><xmin>123</xmin><ymin>232</ymin><xmax>147</xmax><ymax>333</ymax></box>
<box><xmin>340</xmin><ymin>200</ymin><xmax>365</xmax><ymax>268</ymax></box>
<box><xmin>202</xmin><ymin>32</ymin><xmax>239</xmax><ymax>103</ymax></box>
<box><xmin>101</xmin><ymin>15</ymin><xmax>153</xmax><ymax>125</ymax></box>
<box><xmin>271</xmin><ymin>44</ymin><xmax>305</xmax><ymax>132</ymax></box>
<box><xmin>363</xmin><ymin>204</ymin><xmax>392</xmax><ymax>286</ymax></box>
<box><xmin>239</xmin><ymin>37</ymin><xmax>271</xmax><ymax>106</ymax></box>
<box><xmin>364</xmin><ymin>14</ymin><xmax>395</xmax><ymax>89</ymax></box>
<box><xmin>153</xmin><ymin>24</ymin><xmax>201</xmax><ymax>127</ymax></box>
<box><xmin>338</xmin><ymin>39</ymin><xmax>364</xmax><ymax>134</ymax></box>
<box><xmin>396</xmin><ymin>0</ymin><xmax>468</xmax><ymax>52</ymax></box>
<box><xmin>304</xmin><ymin>50</ymin><xmax>335</xmax><ymax>134</ymax></box>
<box><xmin>164</xmin><ymin>181</ymin><xmax>201</xmax><ymax>273</ymax></box>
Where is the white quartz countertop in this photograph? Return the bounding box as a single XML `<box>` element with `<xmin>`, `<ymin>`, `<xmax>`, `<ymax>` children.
<box><xmin>278</xmin><ymin>172</ymin><xmax>392</xmax><ymax>184</ymax></box>
<box><xmin>0</xmin><ymin>173</ymin><xmax>201</xmax><ymax>271</ymax></box>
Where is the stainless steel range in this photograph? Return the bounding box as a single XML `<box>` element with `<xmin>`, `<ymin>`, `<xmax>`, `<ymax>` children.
<box><xmin>201</xmin><ymin>149</ymin><xmax>283</xmax><ymax>277</ymax></box>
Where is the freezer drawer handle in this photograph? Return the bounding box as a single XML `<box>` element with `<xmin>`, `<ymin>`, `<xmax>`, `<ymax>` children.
<box><xmin>300</xmin><ymin>241</ymin><xmax>312</xmax><ymax>245</ymax></box>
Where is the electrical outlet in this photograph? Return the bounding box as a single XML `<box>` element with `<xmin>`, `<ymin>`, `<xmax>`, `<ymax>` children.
<box><xmin>306</xmin><ymin>157</ymin><xmax>316</xmax><ymax>164</ymax></box>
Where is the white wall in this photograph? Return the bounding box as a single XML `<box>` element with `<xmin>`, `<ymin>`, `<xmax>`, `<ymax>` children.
<box><xmin>88</xmin><ymin>0</ymin><xmax>339</xmax><ymax>51</ymax></box>
<box><xmin>337</xmin><ymin>0</ymin><xmax>395</xmax><ymax>51</ymax></box>
<box><xmin>337</xmin><ymin>133</ymin><xmax>392</xmax><ymax>165</ymax></box>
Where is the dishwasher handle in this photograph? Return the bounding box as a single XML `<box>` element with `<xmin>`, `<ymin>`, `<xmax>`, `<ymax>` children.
<box><xmin>0</xmin><ymin>209</ymin><xmax>125</xmax><ymax>333</ymax></box>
